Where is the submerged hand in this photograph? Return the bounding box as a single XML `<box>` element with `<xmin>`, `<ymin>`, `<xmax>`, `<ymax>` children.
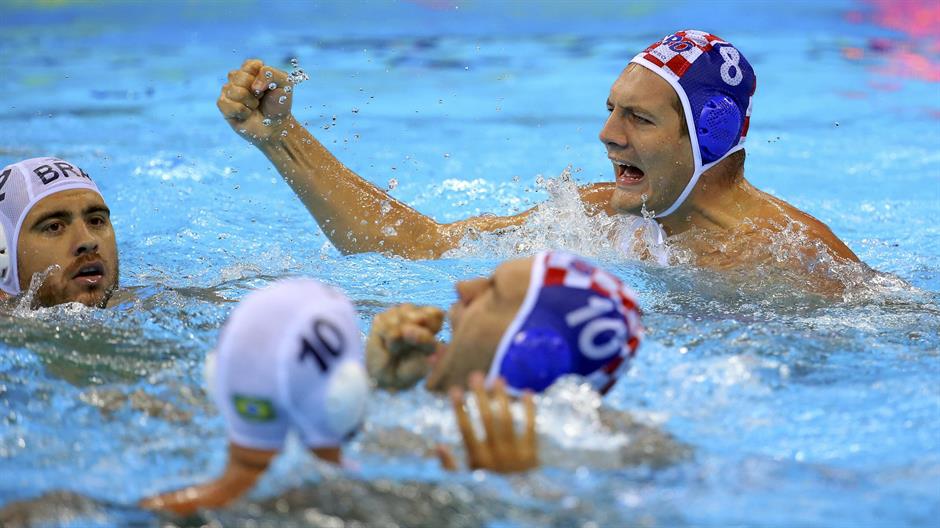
<box><xmin>217</xmin><ymin>59</ymin><xmax>295</xmax><ymax>145</ymax></box>
<box><xmin>366</xmin><ymin>304</ymin><xmax>444</xmax><ymax>390</ymax></box>
<box><xmin>437</xmin><ymin>372</ymin><xmax>538</xmax><ymax>474</ymax></box>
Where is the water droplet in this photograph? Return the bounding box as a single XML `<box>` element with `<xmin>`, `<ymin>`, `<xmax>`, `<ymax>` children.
<box><xmin>443</xmin><ymin>153</ymin><xmax>450</xmax><ymax>158</ymax></box>
<box><xmin>280</xmin><ymin>130</ymin><xmax>288</xmax><ymax>137</ymax></box>
<box><xmin>268</xmin><ymin>82</ymin><xmax>277</xmax><ymax>90</ymax></box>
<box><xmin>382</xmin><ymin>226</ymin><xmax>398</xmax><ymax>236</ymax></box>
<box><xmin>262</xmin><ymin>118</ymin><xmax>272</xmax><ymax>126</ymax></box>
<box><xmin>290</xmin><ymin>57</ymin><xmax>299</xmax><ymax>67</ymax></box>
<box><xmin>387</xmin><ymin>178</ymin><xmax>398</xmax><ymax>190</ymax></box>
<box><xmin>284</xmin><ymin>85</ymin><xmax>292</xmax><ymax>93</ymax></box>
<box><xmin>351</xmin><ymin>107</ymin><xmax>359</xmax><ymax>113</ymax></box>
<box><xmin>278</xmin><ymin>95</ymin><xmax>287</xmax><ymax>104</ymax></box>
<box><xmin>265</xmin><ymin>70</ymin><xmax>273</xmax><ymax>78</ymax></box>
<box><xmin>380</xmin><ymin>201</ymin><xmax>392</xmax><ymax>215</ymax></box>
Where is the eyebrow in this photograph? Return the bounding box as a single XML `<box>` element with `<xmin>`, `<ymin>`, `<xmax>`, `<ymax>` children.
<box><xmin>30</xmin><ymin>205</ymin><xmax>110</xmax><ymax>230</ymax></box>
<box><xmin>607</xmin><ymin>98</ymin><xmax>657</xmax><ymax>116</ymax></box>
<box><xmin>30</xmin><ymin>210</ymin><xmax>72</xmax><ymax>230</ymax></box>
<box><xmin>84</xmin><ymin>205</ymin><xmax>111</xmax><ymax>217</ymax></box>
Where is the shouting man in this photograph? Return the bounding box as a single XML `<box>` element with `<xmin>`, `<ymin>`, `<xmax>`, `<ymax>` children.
<box><xmin>217</xmin><ymin>30</ymin><xmax>858</xmax><ymax>272</ymax></box>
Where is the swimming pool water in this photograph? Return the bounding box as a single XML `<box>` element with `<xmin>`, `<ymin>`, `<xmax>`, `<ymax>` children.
<box><xmin>0</xmin><ymin>1</ymin><xmax>938</xmax><ymax>526</ymax></box>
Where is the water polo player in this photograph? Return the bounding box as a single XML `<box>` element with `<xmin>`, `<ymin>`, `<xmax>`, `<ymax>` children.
<box><xmin>218</xmin><ymin>29</ymin><xmax>858</xmax><ymax>271</ymax></box>
<box><xmin>367</xmin><ymin>250</ymin><xmax>643</xmax><ymax>396</ymax></box>
<box><xmin>141</xmin><ymin>278</ymin><xmax>370</xmax><ymax>515</ymax></box>
<box><xmin>0</xmin><ymin>157</ymin><xmax>119</xmax><ymax>308</ymax></box>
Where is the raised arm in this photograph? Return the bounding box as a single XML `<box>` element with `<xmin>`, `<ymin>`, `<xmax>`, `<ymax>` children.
<box><xmin>217</xmin><ymin>59</ymin><xmax>530</xmax><ymax>259</ymax></box>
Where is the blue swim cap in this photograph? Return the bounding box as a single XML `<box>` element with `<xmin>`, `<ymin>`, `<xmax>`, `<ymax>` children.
<box><xmin>486</xmin><ymin>251</ymin><xmax>643</xmax><ymax>396</ymax></box>
<box><xmin>630</xmin><ymin>30</ymin><xmax>757</xmax><ymax>218</ymax></box>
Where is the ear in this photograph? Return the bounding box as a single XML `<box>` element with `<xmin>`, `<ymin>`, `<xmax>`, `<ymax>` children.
<box><xmin>696</xmin><ymin>94</ymin><xmax>742</xmax><ymax>164</ymax></box>
<box><xmin>497</xmin><ymin>327</ymin><xmax>573</xmax><ymax>393</ymax></box>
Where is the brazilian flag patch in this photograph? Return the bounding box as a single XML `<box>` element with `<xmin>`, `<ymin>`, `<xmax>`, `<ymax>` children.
<box><xmin>232</xmin><ymin>395</ymin><xmax>276</xmax><ymax>422</ymax></box>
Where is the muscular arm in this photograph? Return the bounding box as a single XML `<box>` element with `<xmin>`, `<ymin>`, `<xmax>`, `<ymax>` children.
<box><xmin>255</xmin><ymin>118</ymin><xmax>529</xmax><ymax>258</ymax></box>
<box><xmin>219</xmin><ymin>60</ymin><xmax>611</xmax><ymax>260</ymax></box>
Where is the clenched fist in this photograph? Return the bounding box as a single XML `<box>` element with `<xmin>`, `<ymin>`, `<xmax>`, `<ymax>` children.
<box><xmin>366</xmin><ymin>304</ymin><xmax>445</xmax><ymax>391</ymax></box>
<box><xmin>217</xmin><ymin>59</ymin><xmax>295</xmax><ymax>145</ymax></box>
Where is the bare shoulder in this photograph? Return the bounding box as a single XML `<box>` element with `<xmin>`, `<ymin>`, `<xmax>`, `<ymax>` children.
<box><xmin>577</xmin><ymin>182</ymin><xmax>616</xmax><ymax>215</ymax></box>
<box><xmin>760</xmin><ymin>194</ymin><xmax>859</xmax><ymax>262</ymax></box>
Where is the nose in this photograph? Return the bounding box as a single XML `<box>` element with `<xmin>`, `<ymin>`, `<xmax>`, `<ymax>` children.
<box><xmin>599</xmin><ymin>112</ymin><xmax>628</xmax><ymax>149</ymax></box>
<box><xmin>72</xmin><ymin>223</ymin><xmax>99</xmax><ymax>256</ymax></box>
<box><xmin>455</xmin><ymin>277</ymin><xmax>488</xmax><ymax>305</ymax></box>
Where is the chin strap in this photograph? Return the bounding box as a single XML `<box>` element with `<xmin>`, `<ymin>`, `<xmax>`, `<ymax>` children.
<box><xmin>654</xmin><ymin>167</ymin><xmax>703</xmax><ymax>220</ymax></box>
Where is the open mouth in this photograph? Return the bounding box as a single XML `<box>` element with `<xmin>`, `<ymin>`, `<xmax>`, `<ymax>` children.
<box><xmin>613</xmin><ymin>159</ymin><xmax>645</xmax><ymax>186</ymax></box>
<box><xmin>71</xmin><ymin>262</ymin><xmax>105</xmax><ymax>285</ymax></box>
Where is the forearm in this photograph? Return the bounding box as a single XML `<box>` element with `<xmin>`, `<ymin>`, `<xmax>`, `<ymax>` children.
<box><xmin>140</xmin><ymin>445</ymin><xmax>271</xmax><ymax>515</ymax></box>
<box><xmin>257</xmin><ymin>118</ymin><xmax>451</xmax><ymax>258</ymax></box>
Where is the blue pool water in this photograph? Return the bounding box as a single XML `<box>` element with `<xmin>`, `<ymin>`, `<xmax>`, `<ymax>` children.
<box><xmin>1</xmin><ymin>1</ymin><xmax>939</xmax><ymax>526</ymax></box>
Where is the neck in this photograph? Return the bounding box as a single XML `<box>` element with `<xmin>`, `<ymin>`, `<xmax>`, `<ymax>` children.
<box><xmin>657</xmin><ymin>166</ymin><xmax>756</xmax><ymax>237</ymax></box>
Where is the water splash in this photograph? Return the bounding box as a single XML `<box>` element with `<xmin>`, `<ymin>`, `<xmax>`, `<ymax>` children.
<box><xmin>11</xmin><ymin>265</ymin><xmax>59</xmax><ymax>314</ymax></box>
<box><xmin>287</xmin><ymin>57</ymin><xmax>310</xmax><ymax>85</ymax></box>
<box><xmin>445</xmin><ymin>168</ymin><xmax>647</xmax><ymax>261</ymax></box>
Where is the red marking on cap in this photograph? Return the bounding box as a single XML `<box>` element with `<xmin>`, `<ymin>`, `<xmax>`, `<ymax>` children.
<box><xmin>544</xmin><ymin>267</ymin><xmax>566</xmax><ymax>286</ymax></box>
<box><xmin>644</xmin><ymin>53</ymin><xmax>665</xmax><ymax>68</ymax></box>
<box><xmin>665</xmin><ymin>54</ymin><xmax>693</xmax><ymax>77</ymax></box>
<box><xmin>590</xmin><ymin>281</ymin><xmax>613</xmax><ymax>298</ymax></box>
<box><xmin>602</xmin><ymin>355</ymin><xmax>625</xmax><ymax>374</ymax></box>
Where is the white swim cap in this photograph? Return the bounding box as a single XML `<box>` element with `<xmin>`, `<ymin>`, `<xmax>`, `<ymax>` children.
<box><xmin>0</xmin><ymin>157</ymin><xmax>103</xmax><ymax>294</ymax></box>
<box><xmin>209</xmin><ymin>278</ymin><xmax>369</xmax><ymax>450</ymax></box>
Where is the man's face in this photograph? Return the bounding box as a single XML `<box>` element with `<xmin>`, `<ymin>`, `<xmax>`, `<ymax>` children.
<box><xmin>599</xmin><ymin>63</ymin><xmax>694</xmax><ymax>216</ymax></box>
<box><xmin>424</xmin><ymin>257</ymin><xmax>533</xmax><ymax>392</ymax></box>
<box><xmin>17</xmin><ymin>189</ymin><xmax>119</xmax><ymax>308</ymax></box>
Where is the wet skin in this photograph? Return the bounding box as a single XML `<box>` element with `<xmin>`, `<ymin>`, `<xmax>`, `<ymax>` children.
<box><xmin>425</xmin><ymin>257</ymin><xmax>533</xmax><ymax>392</ymax></box>
<box><xmin>16</xmin><ymin>189</ymin><xmax>119</xmax><ymax>308</ymax></box>
<box><xmin>599</xmin><ymin>63</ymin><xmax>695</xmax><ymax>217</ymax></box>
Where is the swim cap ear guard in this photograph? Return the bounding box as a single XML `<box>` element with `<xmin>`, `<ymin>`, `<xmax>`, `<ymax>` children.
<box><xmin>0</xmin><ymin>224</ymin><xmax>9</xmax><ymax>286</ymax></box>
<box><xmin>487</xmin><ymin>251</ymin><xmax>642</xmax><ymax>396</ymax></box>
<box><xmin>697</xmin><ymin>94</ymin><xmax>742</xmax><ymax>164</ymax></box>
<box><xmin>499</xmin><ymin>327</ymin><xmax>574</xmax><ymax>393</ymax></box>
<box><xmin>321</xmin><ymin>360</ymin><xmax>369</xmax><ymax>440</ymax></box>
